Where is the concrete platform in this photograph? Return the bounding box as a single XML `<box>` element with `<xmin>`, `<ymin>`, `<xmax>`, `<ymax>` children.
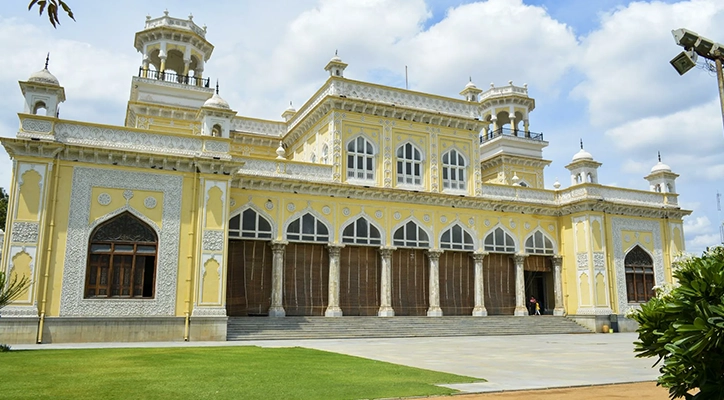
<box><xmin>11</xmin><ymin>332</ymin><xmax>658</xmax><ymax>393</ymax></box>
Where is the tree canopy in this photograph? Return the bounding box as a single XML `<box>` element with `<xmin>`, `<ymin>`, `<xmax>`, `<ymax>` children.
<box><xmin>0</xmin><ymin>187</ymin><xmax>7</xmax><ymax>232</ymax></box>
<box><xmin>28</xmin><ymin>0</ymin><xmax>74</xmax><ymax>28</ymax></box>
<box><xmin>631</xmin><ymin>246</ymin><xmax>724</xmax><ymax>399</ymax></box>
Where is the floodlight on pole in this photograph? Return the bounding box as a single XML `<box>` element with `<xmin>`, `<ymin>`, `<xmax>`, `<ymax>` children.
<box><xmin>671</xmin><ymin>28</ymin><xmax>724</xmax><ymax>136</ymax></box>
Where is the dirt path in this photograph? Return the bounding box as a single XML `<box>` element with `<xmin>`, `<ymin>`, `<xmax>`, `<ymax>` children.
<box><xmin>426</xmin><ymin>381</ymin><xmax>670</xmax><ymax>399</ymax></box>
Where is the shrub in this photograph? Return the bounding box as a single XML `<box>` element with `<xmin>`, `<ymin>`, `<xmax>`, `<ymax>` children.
<box><xmin>631</xmin><ymin>246</ymin><xmax>724</xmax><ymax>399</ymax></box>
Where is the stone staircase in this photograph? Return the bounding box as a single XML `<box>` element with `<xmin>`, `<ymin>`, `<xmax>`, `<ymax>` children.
<box><xmin>226</xmin><ymin>315</ymin><xmax>592</xmax><ymax>341</ymax></box>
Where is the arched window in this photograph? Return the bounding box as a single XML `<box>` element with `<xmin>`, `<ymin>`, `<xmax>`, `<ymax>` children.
<box><xmin>310</xmin><ymin>152</ymin><xmax>317</xmax><ymax>163</ymax></box>
<box><xmin>321</xmin><ymin>144</ymin><xmax>329</xmax><ymax>164</ymax></box>
<box><xmin>393</xmin><ymin>221</ymin><xmax>429</xmax><ymax>248</ymax></box>
<box><xmin>483</xmin><ymin>227</ymin><xmax>515</xmax><ymax>253</ymax></box>
<box><xmin>440</xmin><ymin>224</ymin><xmax>474</xmax><ymax>251</ymax></box>
<box><xmin>625</xmin><ymin>246</ymin><xmax>655</xmax><ymax>303</ymax></box>
<box><xmin>229</xmin><ymin>209</ymin><xmax>272</xmax><ymax>239</ymax></box>
<box><xmin>342</xmin><ymin>217</ymin><xmax>381</xmax><ymax>245</ymax></box>
<box><xmin>524</xmin><ymin>230</ymin><xmax>554</xmax><ymax>254</ymax></box>
<box><xmin>33</xmin><ymin>101</ymin><xmax>47</xmax><ymax>115</ymax></box>
<box><xmin>85</xmin><ymin>212</ymin><xmax>157</xmax><ymax>298</ymax></box>
<box><xmin>396</xmin><ymin>142</ymin><xmax>422</xmax><ymax>186</ymax></box>
<box><xmin>442</xmin><ymin>149</ymin><xmax>466</xmax><ymax>190</ymax></box>
<box><xmin>211</xmin><ymin>124</ymin><xmax>222</xmax><ymax>137</ymax></box>
<box><xmin>518</xmin><ymin>181</ymin><xmax>529</xmax><ymax>187</ymax></box>
<box><xmin>287</xmin><ymin>213</ymin><xmax>329</xmax><ymax>242</ymax></box>
<box><xmin>347</xmin><ymin>136</ymin><xmax>375</xmax><ymax>181</ymax></box>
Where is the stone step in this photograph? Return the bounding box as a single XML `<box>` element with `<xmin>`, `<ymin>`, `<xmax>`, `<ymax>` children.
<box><xmin>226</xmin><ymin>316</ymin><xmax>592</xmax><ymax>340</ymax></box>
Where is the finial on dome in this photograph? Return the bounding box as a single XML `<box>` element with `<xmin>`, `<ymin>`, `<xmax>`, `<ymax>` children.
<box><xmin>580</xmin><ymin>139</ymin><xmax>583</xmax><ymax>150</ymax></box>
<box><xmin>188</xmin><ymin>13</ymin><xmax>193</xmax><ymax>21</ymax></box>
<box><xmin>553</xmin><ymin>178</ymin><xmax>561</xmax><ymax>190</ymax></box>
<box><xmin>335</xmin><ymin>49</ymin><xmax>338</xmax><ymax>56</ymax></box>
<box><xmin>44</xmin><ymin>53</ymin><xmax>50</xmax><ymax>70</ymax></box>
<box><xmin>215</xmin><ymin>80</ymin><xmax>219</xmax><ymax>95</ymax></box>
<box><xmin>469</xmin><ymin>76</ymin><xmax>472</xmax><ymax>82</ymax></box>
<box><xmin>289</xmin><ymin>101</ymin><xmax>293</xmax><ymax>107</ymax></box>
<box><xmin>164</xmin><ymin>9</ymin><xmax>169</xmax><ymax>16</ymax></box>
<box><xmin>658</xmin><ymin>151</ymin><xmax>661</xmax><ymax>162</ymax></box>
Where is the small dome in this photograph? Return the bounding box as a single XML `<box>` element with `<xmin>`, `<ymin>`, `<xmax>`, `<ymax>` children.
<box><xmin>572</xmin><ymin>148</ymin><xmax>594</xmax><ymax>162</ymax></box>
<box><xmin>285</xmin><ymin>103</ymin><xmax>296</xmax><ymax>113</ymax></box>
<box><xmin>330</xmin><ymin>54</ymin><xmax>342</xmax><ymax>63</ymax></box>
<box><xmin>465</xmin><ymin>80</ymin><xmax>477</xmax><ymax>89</ymax></box>
<box><xmin>28</xmin><ymin>68</ymin><xmax>60</xmax><ymax>86</ymax></box>
<box><xmin>203</xmin><ymin>93</ymin><xmax>230</xmax><ymax>110</ymax></box>
<box><xmin>650</xmin><ymin>161</ymin><xmax>671</xmax><ymax>174</ymax></box>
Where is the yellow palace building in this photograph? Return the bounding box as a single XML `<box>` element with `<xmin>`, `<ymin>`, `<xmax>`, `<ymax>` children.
<box><xmin>0</xmin><ymin>13</ymin><xmax>689</xmax><ymax>343</ymax></box>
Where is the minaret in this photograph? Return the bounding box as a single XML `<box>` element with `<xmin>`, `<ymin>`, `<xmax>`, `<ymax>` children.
<box><xmin>460</xmin><ymin>78</ymin><xmax>482</xmax><ymax>102</ymax></box>
<box><xmin>565</xmin><ymin>140</ymin><xmax>601</xmax><ymax>186</ymax></box>
<box><xmin>645</xmin><ymin>152</ymin><xmax>678</xmax><ymax>193</ymax></box>
<box><xmin>324</xmin><ymin>51</ymin><xmax>348</xmax><ymax>78</ymax></box>
<box><xmin>198</xmin><ymin>82</ymin><xmax>237</xmax><ymax>138</ymax></box>
<box><xmin>20</xmin><ymin>54</ymin><xmax>65</xmax><ymax>117</ymax></box>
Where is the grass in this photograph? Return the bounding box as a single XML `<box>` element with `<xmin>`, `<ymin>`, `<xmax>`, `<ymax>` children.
<box><xmin>0</xmin><ymin>346</ymin><xmax>481</xmax><ymax>399</ymax></box>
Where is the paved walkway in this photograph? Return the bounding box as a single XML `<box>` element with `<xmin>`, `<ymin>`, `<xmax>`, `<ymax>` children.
<box><xmin>11</xmin><ymin>333</ymin><xmax>658</xmax><ymax>393</ymax></box>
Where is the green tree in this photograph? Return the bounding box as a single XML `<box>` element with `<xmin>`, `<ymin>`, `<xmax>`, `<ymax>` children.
<box><xmin>0</xmin><ymin>187</ymin><xmax>7</xmax><ymax>232</ymax></box>
<box><xmin>28</xmin><ymin>0</ymin><xmax>74</xmax><ymax>28</ymax></box>
<box><xmin>631</xmin><ymin>246</ymin><xmax>724</xmax><ymax>399</ymax></box>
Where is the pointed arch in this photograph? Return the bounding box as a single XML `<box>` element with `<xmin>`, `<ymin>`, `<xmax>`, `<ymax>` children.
<box><xmin>624</xmin><ymin>245</ymin><xmax>654</xmax><ymax>303</ymax></box>
<box><xmin>284</xmin><ymin>210</ymin><xmax>331</xmax><ymax>243</ymax></box>
<box><xmin>441</xmin><ymin>147</ymin><xmax>468</xmax><ymax>191</ymax></box>
<box><xmin>396</xmin><ymin>141</ymin><xmax>424</xmax><ymax>187</ymax></box>
<box><xmin>392</xmin><ymin>218</ymin><xmax>430</xmax><ymax>248</ymax></box>
<box><xmin>524</xmin><ymin>229</ymin><xmax>556</xmax><ymax>255</ymax></box>
<box><xmin>340</xmin><ymin>214</ymin><xmax>383</xmax><ymax>246</ymax></box>
<box><xmin>229</xmin><ymin>206</ymin><xmax>273</xmax><ymax>240</ymax></box>
<box><xmin>483</xmin><ymin>225</ymin><xmax>517</xmax><ymax>253</ymax></box>
<box><xmin>85</xmin><ymin>211</ymin><xmax>158</xmax><ymax>298</ymax></box>
<box><xmin>440</xmin><ymin>223</ymin><xmax>474</xmax><ymax>251</ymax></box>
<box><xmin>346</xmin><ymin>135</ymin><xmax>377</xmax><ymax>182</ymax></box>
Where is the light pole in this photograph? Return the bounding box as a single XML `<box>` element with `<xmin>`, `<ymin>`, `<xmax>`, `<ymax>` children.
<box><xmin>670</xmin><ymin>28</ymin><xmax>724</xmax><ymax>135</ymax></box>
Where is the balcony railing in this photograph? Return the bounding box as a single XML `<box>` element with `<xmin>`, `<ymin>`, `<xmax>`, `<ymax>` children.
<box><xmin>138</xmin><ymin>67</ymin><xmax>210</xmax><ymax>88</ymax></box>
<box><xmin>480</xmin><ymin>127</ymin><xmax>544</xmax><ymax>143</ymax></box>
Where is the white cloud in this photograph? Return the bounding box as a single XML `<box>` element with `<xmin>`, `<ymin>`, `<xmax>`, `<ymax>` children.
<box><xmin>687</xmin><ymin>233</ymin><xmax>721</xmax><ymax>251</ymax></box>
<box><xmin>684</xmin><ymin>216</ymin><xmax>712</xmax><ymax>236</ymax></box>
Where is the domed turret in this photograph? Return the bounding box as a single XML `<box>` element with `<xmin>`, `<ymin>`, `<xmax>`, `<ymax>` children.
<box><xmin>324</xmin><ymin>50</ymin><xmax>348</xmax><ymax>78</ymax></box>
<box><xmin>282</xmin><ymin>101</ymin><xmax>297</xmax><ymax>122</ymax></box>
<box><xmin>565</xmin><ymin>140</ymin><xmax>601</xmax><ymax>186</ymax></box>
<box><xmin>645</xmin><ymin>152</ymin><xmax>678</xmax><ymax>193</ymax></box>
<box><xmin>20</xmin><ymin>54</ymin><xmax>66</xmax><ymax>117</ymax></box>
<box><xmin>197</xmin><ymin>82</ymin><xmax>236</xmax><ymax>138</ymax></box>
<box><xmin>203</xmin><ymin>93</ymin><xmax>230</xmax><ymax>110</ymax></box>
<box><xmin>460</xmin><ymin>77</ymin><xmax>482</xmax><ymax>102</ymax></box>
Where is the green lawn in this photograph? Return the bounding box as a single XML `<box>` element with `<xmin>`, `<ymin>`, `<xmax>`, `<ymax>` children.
<box><xmin>0</xmin><ymin>346</ymin><xmax>481</xmax><ymax>399</ymax></box>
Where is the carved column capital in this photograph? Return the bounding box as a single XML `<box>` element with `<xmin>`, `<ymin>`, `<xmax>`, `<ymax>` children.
<box><xmin>512</xmin><ymin>253</ymin><xmax>528</xmax><ymax>265</ymax></box>
<box><xmin>269</xmin><ymin>240</ymin><xmax>288</xmax><ymax>254</ymax></box>
<box><xmin>327</xmin><ymin>244</ymin><xmax>345</xmax><ymax>257</ymax></box>
<box><xmin>378</xmin><ymin>246</ymin><xmax>396</xmax><ymax>258</ymax></box>
<box><xmin>425</xmin><ymin>249</ymin><xmax>443</xmax><ymax>261</ymax></box>
<box><xmin>471</xmin><ymin>251</ymin><xmax>488</xmax><ymax>262</ymax></box>
<box><xmin>551</xmin><ymin>255</ymin><xmax>563</xmax><ymax>268</ymax></box>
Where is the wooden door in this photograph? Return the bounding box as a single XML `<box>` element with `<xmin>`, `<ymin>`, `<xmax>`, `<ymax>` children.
<box><xmin>439</xmin><ymin>251</ymin><xmax>474</xmax><ymax>315</ymax></box>
<box><xmin>226</xmin><ymin>240</ymin><xmax>272</xmax><ymax>316</ymax></box>
<box><xmin>392</xmin><ymin>248</ymin><xmax>428</xmax><ymax>316</ymax></box>
<box><xmin>339</xmin><ymin>246</ymin><xmax>381</xmax><ymax>316</ymax></box>
<box><xmin>283</xmin><ymin>243</ymin><xmax>329</xmax><ymax>316</ymax></box>
<box><xmin>484</xmin><ymin>253</ymin><xmax>516</xmax><ymax>315</ymax></box>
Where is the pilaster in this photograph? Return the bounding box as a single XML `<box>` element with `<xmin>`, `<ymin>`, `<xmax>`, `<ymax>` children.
<box><xmin>325</xmin><ymin>244</ymin><xmax>345</xmax><ymax>317</ymax></box>
<box><xmin>426</xmin><ymin>250</ymin><xmax>443</xmax><ymax>317</ymax></box>
<box><xmin>268</xmin><ymin>241</ymin><xmax>287</xmax><ymax>317</ymax></box>
<box><xmin>471</xmin><ymin>251</ymin><xmax>488</xmax><ymax>316</ymax></box>
<box><xmin>513</xmin><ymin>253</ymin><xmax>528</xmax><ymax>316</ymax></box>
<box><xmin>552</xmin><ymin>255</ymin><xmax>565</xmax><ymax>316</ymax></box>
<box><xmin>378</xmin><ymin>247</ymin><xmax>395</xmax><ymax>317</ymax></box>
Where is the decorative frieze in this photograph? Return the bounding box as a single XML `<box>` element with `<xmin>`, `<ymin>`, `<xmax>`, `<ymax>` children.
<box><xmin>10</xmin><ymin>222</ymin><xmax>39</xmax><ymax>244</ymax></box>
<box><xmin>202</xmin><ymin>230</ymin><xmax>224</xmax><ymax>251</ymax></box>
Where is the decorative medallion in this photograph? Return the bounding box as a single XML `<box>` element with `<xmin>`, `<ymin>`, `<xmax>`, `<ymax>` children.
<box><xmin>322</xmin><ymin>206</ymin><xmax>331</xmax><ymax>215</ymax></box>
<box><xmin>287</xmin><ymin>203</ymin><xmax>295</xmax><ymax>212</ymax></box>
<box><xmin>423</xmin><ymin>214</ymin><xmax>430</xmax><ymax>222</ymax></box>
<box><xmin>439</xmin><ymin>215</ymin><xmax>447</xmax><ymax>223</ymax></box>
<box><xmin>375</xmin><ymin>210</ymin><xmax>383</xmax><ymax>219</ymax></box>
<box><xmin>624</xmin><ymin>234</ymin><xmax>630</xmax><ymax>242</ymax></box>
<box><xmin>144</xmin><ymin>196</ymin><xmax>157</xmax><ymax>209</ymax></box>
<box><xmin>524</xmin><ymin>222</ymin><xmax>531</xmax><ymax>230</ymax></box>
<box><xmin>393</xmin><ymin>212</ymin><xmax>401</xmax><ymax>220</ymax></box>
<box><xmin>265</xmin><ymin>200</ymin><xmax>274</xmax><ymax>210</ymax></box>
<box><xmin>468</xmin><ymin>218</ymin><xmax>475</xmax><ymax>227</ymax></box>
<box><xmin>122</xmin><ymin>189</ymin><xmax>134</xmax><ymax>202</ymax></box>
<box><xmin>230</xmin><ymin>198</ymin><xmax>236</xmax><ymax>208</ymax></box>
<box><xmin>644</xmin><ymin>235</ymin><xmax>651</xmax><ymax>244</ymax></box>
<box><xmin>342</xmin><ymin>207</ymin><xmax>350</xmax><ymax>216</ymax></box>
<box><xmin>484</xmin><ymin>219</ymin><xmax>491</xmax><ymax>227</ymax></box>
<box><xmin>509</xmin><ymin>219</ymin><xmax>516</xmax><ymax>229</ymax></box>
<box><xmin>97</xmin><ymin>193</ymin><xmax>111</xmax><ymax>206</ymax></box>
<box><xmin>548</xmin><ymin>224</ymin><xmax>555</xmax><ymax>232</ymax></box>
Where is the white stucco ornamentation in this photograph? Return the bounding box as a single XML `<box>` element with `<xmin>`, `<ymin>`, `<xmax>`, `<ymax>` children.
<box><xmin>21</xmin><ymin>118</ymin><xmax>53</xmax><ymax>134</ymax></box>
<box><xmin>576</xmin><ymin>252</ymin><xmax>588</xmax><ymax>271</ymax></box>
<box><xmin>144</xmin><ymin>196</ymin><xmax>157</xmax><ymax>209</ymax></box>
<box><xmin>10</xmin><ymin>222</ymin><xmax>39</xmax><ymax>243</ymax></box>
<box><xmin>59</xmin><ymin>167</ymin><xmax>182</xmax><ymax>317</ymax></box>
<box><xmin>611</xmin><ymin>217</ymin><xmax>665</xmax><ymax>315</ymax></box>
<box><xmin>97</xmin><ymin>193</ymin><xmax>112</xmax><ymax>206</ymax></box>
<box><xmin>238</xmin><ymin>158</ymin><xmax>333</xmax><ymax>183</ymax></box>
<box><xmin>202</xmin><ymin>230</ymin><xmax>224</xmax><ymax>251</ymax></box>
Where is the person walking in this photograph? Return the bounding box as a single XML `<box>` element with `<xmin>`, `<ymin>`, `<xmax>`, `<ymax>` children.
<box><xmin>535</xmin><ymin>301</ymin><xmax>541</xmax><ymax>315</ymax></box>
<box><xmin>528</xmin><ymin>296</ymin><xmax>537</xmax><ymax>315</ymax></box>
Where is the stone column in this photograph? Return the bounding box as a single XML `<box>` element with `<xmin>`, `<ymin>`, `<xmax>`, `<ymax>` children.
<box><xmin>513</xmin><ymin>254</ymin><xmax>528</xmax><ymax>316</ymax></box>
<box><xmin>552</xmin><ymin>255</ymin><xmax>565</xmax><ymax>316</ymax></box>
<box><xmin>325</xmin><ymin>244</ymin><xmax>345</xmax><ymax>317</ymax></box>
<box><xmin>426</xmin><ymin>250</ymin><xmax>443</xmax><ymax>317</ymax></box>
<box><xmin>378</xmin><ymin>247</ymin><xmax>395</xmax><ymax>317</ymax></box>
<box><xmin>510</xmin><ymin>115</ymin><xmax>517</xmax><ymax>136</ymax></box>
<box><xmin>524</xmin><ymin>119</ymin><xmax>530</xmax><ymax>138</ymax></box>
<box><xmin>268</xmin><ymin>241</ymin><xmax>287</xmax><ymax>317</ymax></box>
<box><xmin>183</xmin><ymin>59</ymin><xmax>191</xmax><ymax>79</ymax></box>
<box><xmin>471</xmin><ymin>251</ymin><xmax>488</xmax><ymax>316</ymax></box>
<box><xmin>491</xmin><ymin>116</ymin><xmax>498</xmax><ymax>135</ymax></box>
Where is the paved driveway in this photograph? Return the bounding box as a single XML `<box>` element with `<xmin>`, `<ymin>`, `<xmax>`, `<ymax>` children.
<box><xmin>14</xmin><ymin>332</ymin><xmax>659</xmax><ymax>393</ymax></box>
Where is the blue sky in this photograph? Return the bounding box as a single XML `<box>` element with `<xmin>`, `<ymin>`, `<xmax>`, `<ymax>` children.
<box><xmin>0</xmin><ymin>0</ymin><xmax>722</xmax><ymax>253</ymax></box>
